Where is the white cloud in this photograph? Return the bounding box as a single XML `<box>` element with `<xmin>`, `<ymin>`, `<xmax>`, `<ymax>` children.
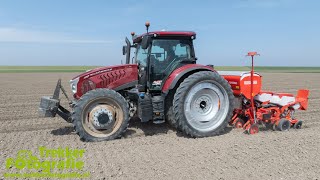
<box><xmin>0</xmin><ymin>27</ymin><xmax>113</xmax><ymax>43</ymax></box>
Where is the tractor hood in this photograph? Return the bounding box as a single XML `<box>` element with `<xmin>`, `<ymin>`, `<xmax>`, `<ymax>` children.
<box><xmin>72</xmin><ymin>65</ymin><xmax>126</xmax><ymax>80</ymax></box>
<box><xmin>71</xmin><ymin>64</ymin><xmax>138</xmax><ymax>99</ymax></box>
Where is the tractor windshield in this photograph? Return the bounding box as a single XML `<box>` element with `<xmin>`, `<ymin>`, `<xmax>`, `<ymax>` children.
<box><xmin>135</xmin><ymin>39</ymin><xmax>192</xmax><ymax>68</ymax></box>
<box><xmin>135</xmin><ymin>45</ymin><xmax>149</xmax><ymax>67</ymax></box>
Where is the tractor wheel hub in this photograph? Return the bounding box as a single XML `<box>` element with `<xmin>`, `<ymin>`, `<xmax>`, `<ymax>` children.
<box><xmin>195</xmin><ymin>96</ymin><xmax>212</xmax><ymax>114</ymax></box>
<box><xmin>91</xmin><ymin>107</ymin><xmax>114</xmax><ymax>129</ymax></box>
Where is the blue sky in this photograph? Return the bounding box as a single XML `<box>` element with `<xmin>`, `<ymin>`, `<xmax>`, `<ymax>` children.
<box><xmin>0</xmin><ymin>0</ymin><xmax>319</xmax><ymax>66</ymax></box>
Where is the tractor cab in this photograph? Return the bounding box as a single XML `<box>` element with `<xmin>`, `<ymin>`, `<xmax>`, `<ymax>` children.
<box><xmin>123</xmin><ymin>23</ymin><xmax>197</xmax><ymax>92</ymax></box>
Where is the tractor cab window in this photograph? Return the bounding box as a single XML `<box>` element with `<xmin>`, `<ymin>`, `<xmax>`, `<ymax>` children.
<box><xmin>150</xmin><ymin>39</ymin><xmax>192</xmax><ymax>89</ymax></box>
<box><xmin>151</xmin><ymin>39</ymin><xmax>191</xmax><ymax>64</ymax></box>
<box><xmin>135</xmin><ymin>45</ymin><xmax>148</xmax><ymax>67</ymax></box>
<box><xmin>175</xmin><ymin>44</ymin><xmax>191</xmax><ymax>58</ymax></box>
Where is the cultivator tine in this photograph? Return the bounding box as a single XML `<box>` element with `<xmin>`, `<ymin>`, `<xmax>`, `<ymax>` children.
<box><xmin>60</xmin><ymin>83</ymin><xmax>71</xmax><ymax>103</ymax></box>
<box><xmin>39</xmin><ymin>78</ymin><xmax>72</xmax><ymax>122</ymax></box>
<box><xmin>52</xmin><ymin>78</ymin><xmax>71</xmax><ymax>103</ymax></box>
<box><xmin>53</xmin><ymin>79</ymin><xmax>61</xmax><ymax>99</ymax></box>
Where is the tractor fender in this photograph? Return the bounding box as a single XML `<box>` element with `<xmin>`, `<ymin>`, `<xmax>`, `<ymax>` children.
<box><xmin>161</xmin><ymin>64</ymin><xmax>215</xmax><ymax>94</ymax></box>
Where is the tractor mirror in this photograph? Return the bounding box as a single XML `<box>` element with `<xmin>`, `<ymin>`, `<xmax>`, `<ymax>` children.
<box><xmin>141</xmin><ymin>35</ymin><xmax>151</xmax><ymax>49</ymax></box>
<box><xmin>122</xmin><ymin>46</ymin><xmax>127</xmax><ymax>55</ymax></box>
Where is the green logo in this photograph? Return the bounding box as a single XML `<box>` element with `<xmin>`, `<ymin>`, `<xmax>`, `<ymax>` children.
<box><xmin>4</xmin><ymin>146</ymin><xmax>90</xmax><ymax>178</ymax></box>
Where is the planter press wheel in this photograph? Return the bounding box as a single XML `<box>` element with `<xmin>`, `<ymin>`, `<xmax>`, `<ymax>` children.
<box><xmin>248</xmin><ymin>123</ymin><xmax>259</xmax><ymax>134</ymax></box>
<box><xmin>235</xmin><ymin>118</ymin><xmax>245</xmax><ymax>129</ymax></box>
<box><xmin>293</xmin><ymin>120</ymin><xmax>303</xmax><ymax>129</ymax></box>
<box><xmin>276</xmin><ymin>119</ymin><xmax>290</xmax><ymax>131</ymax></box>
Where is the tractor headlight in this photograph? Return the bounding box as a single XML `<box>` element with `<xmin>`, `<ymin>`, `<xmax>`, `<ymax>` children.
<box><xmin>69</xmin><ymin>77</ymin><xmax>79</xmax><ymax>94</ymax></box>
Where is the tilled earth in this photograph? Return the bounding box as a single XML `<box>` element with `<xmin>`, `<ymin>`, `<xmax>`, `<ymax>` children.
<box><xmin>0</xmin><ymin>72</ymin><xmax>319</xmax><ymax>180</ymax></box>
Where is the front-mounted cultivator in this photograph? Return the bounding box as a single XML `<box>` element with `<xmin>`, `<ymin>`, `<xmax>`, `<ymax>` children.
<box><xmin>222</xmin><ymin>52</ymin><xmax>309</xmax><ymax>134</ymax></box>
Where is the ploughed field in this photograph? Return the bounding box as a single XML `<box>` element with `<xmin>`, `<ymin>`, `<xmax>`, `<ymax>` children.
<box><xmin>0</xmin><ymin>72</ymin><xmax>319</xmax><ymax>179</ymax></box>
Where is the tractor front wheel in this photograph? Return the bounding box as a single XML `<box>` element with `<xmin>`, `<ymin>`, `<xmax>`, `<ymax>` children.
<box><xmin>72</xmin><ymin>89</ymin><xmax>129</xmax><ymax>142</ymax></box>
<box><xmin>173</xmin><ymin>71</ymin><xmax>234</xmax><ymax>137</ymax></box>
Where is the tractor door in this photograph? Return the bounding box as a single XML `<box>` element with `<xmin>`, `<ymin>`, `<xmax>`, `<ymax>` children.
<box><xmin>149</xmin><ymin>39</ymin><xmax>194</xmax><ymax>90</ymax></box>
<box><xmin>135</xmin><ymin>44</ymin><xmax>149</xmax><ymax>91</ymax></box>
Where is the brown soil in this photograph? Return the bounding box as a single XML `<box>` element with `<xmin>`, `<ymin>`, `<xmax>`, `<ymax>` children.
<box><xmin>0</xmin><ymin>72</ymin><xmax>319</xmax><ymax>180</ymax></box>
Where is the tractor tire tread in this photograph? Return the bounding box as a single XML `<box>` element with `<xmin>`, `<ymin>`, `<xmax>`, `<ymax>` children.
<box><xmin>173</xmin><ymin>71</ymin><xmax>234</xmax><ymax>137</ymax></box>
<box><xmin>72</xmin><ymin>89</ymin><xmax>129</xmax><ymax>142</ymax></box>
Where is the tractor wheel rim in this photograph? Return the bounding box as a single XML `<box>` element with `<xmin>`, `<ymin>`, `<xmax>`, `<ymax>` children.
<box><xmin>82</xmin><ymin>97</ymin><xmax>124</xmax><ymax>137</ymax></box>
<box><xmin>184</xmin><ymin>81</ymin><xmax>229</xmax><ymax>132</ymax></box>
<box><xmin>89</xmin><ymin>105</ymin><xmax>114</xmax><ymax>129</ymax></box>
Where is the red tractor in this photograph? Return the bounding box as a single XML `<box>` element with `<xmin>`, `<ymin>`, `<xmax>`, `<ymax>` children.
<box><xmin>39</xmin><ymin>23</ymin><xmax>235</xmax><ymax>141</ymax></box>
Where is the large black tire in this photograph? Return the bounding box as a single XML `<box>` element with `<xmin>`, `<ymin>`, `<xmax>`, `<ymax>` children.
<box><xmin>72</xmin><ymin>89</ymin><xmax>129</xmax><ymax>142</ymax></box>
<box><xmin>173</xmin><ymin>71</ymin><xmax>234</xmax><ymax>137</ymax></box>
<box><xmin>166</xmin><ymin>106</ymin><xmax>179</xmax><ymax>129</ymax></box>
<box><xmin>165</xmin><ymin>90</ymin><xmax>179</xmax><ymax>130</ymax></box>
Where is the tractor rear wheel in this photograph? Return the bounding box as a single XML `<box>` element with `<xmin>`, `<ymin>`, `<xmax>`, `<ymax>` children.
<box><xmin>173</xmin><ymin>71</ymin><xmax>234</xmax><ymax>137</ymax></box>
<box><xmin>165</xmin><ymin>90</ymin><xmax>179</xmax><ymax>130</ymax></box>
<box><xmin>72</xmin><ymin>89</ymin><xmax>129</xmax><ymax>142</ymax></box>
<box><xmin>166</xmin><ymin>106</ymin><xmax>179</xmax><ymax>129</ymax></box>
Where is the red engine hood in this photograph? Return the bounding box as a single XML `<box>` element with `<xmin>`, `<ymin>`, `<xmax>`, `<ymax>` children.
<box><xmin>72</xmin><ymin>64</ymin><xmax>138</xmax><ymax>99</ymax></box>
<box><xmin>72</xmin><ymin>64</ymin><xmax>135</xmax><ymax>80</ymax></box>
